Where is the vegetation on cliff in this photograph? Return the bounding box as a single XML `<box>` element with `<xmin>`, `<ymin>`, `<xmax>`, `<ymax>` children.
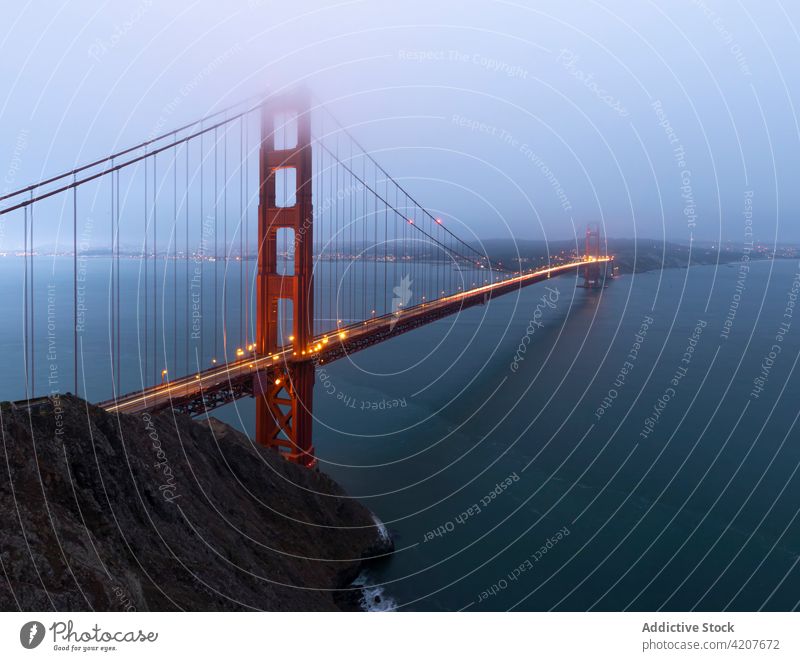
<box><xmin>0</xmin><ymin>395</ymin><xmax>391</xmax><ymax>611</ymax></box>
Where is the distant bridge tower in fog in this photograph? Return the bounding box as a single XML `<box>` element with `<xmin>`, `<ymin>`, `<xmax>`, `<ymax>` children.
<box><xmin>581</xmin><ymin>223</ymin><xmax>606</xmax><ymax>289</ymax></box>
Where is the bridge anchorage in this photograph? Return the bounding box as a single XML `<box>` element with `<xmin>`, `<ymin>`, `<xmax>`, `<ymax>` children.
<box><xmin>3</xmin><ymin>87</ymin><xmax>612</xmax><ymax>470</ymax></box>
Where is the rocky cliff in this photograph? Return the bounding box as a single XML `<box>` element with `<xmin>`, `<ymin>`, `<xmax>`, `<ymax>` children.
<box><xmin>0</xmin><ymin>395</ymin><xmax>392</xmax><ymax>611</ymax></box>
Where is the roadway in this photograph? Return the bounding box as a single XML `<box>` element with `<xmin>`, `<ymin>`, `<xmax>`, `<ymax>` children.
<box><xmin>100</xmin><ymin>257</ymin><xmax>611</xmax><ymax>415</ymax></box>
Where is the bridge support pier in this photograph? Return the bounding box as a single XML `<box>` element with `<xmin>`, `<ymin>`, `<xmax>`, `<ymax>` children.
<box><xmin>254</xmin><ymin>91</ymin><xmax>316</xmax><ymax>468</ymax></box>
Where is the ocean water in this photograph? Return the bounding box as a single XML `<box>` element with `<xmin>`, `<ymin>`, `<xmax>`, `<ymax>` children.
<box><xmin>4</xmin><ymin>255</ymin><xmax>800</xmax><ymax>611</ymax></box>
<box><xmin>215</xmin><ymin>257</ymin><xmax>800</xmax><ymax>611</ymax></box>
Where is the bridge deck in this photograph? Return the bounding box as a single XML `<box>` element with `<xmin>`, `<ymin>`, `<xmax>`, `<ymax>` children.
<box><xmin>100</xmin><ymin>258</ymin><xmax>610</xmax><ymax>416</ymax></box>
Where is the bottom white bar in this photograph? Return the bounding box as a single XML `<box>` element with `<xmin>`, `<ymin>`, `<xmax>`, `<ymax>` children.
<box><xmin>0</xmin><ymin>612</ymin><xmax>796</xmax><ymax>660</ymax></box>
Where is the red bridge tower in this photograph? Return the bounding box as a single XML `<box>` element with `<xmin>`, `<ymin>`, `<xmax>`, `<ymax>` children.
<box><xmin>254</xmin><ymin>91</ymin><xmax>316</xmax><ymax>468</ymax></box>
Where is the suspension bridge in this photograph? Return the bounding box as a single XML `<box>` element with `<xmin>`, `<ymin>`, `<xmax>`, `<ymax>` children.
<box><xmin>2</xmin><ymin>90</ymin><xmax>611</xmax><ymax>468</ymax></box>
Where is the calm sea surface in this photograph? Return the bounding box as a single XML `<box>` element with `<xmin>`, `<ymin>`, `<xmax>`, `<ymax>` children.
<box><xmin>3</xmin><ymin>256</ymin><xmax>800</xmax><ymax>610</ymax></box>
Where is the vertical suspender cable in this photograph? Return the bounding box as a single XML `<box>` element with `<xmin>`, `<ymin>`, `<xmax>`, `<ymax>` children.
<box><xmin>245</xmin><ymin>116</ymin><xmax>249</xmax><ymax>350</ymax></box>
<box><xmin>116</xmin><ymin>170</ymin><xmax>120</xmax><ymax>395</ymax></box>
<box><xmin>374</xmin><ymin>163</ymin><xmax>377</xmax><ymax>315</ymax></box>
<box><xmin>173</xmin><ymin>139</ymin><xmax>177</xmax><ymax>378</ymax></box>
<box><xmin>185</xmin><ymin>142</ymin><xmax>189</xmax><ymax>377</ymax></box>
<box><xmin>153</xmin><ymin>154</ymin><xmax>157</xmax><ymax>386</ymax></box>
<box><xmin>73</xmin><ymin>181</ymin><xmax>77</xmax><ymax>396</ymax></box>
<box><xmin>349</xmin><ymin>141</ymin><xmax>354</xmax><ymax>323</ymax></box>
<box><xmin>335</xmin><ymin>133</ymin><xmax>339</xmax><ymax>327</ymax></box>
<box><xmin>30</xmin><ymin>196</ymin><xmax>35</xmax><ymax>397</ymax></box>
<box><xmin>110</xmin><ymin>167</ymin><xmax>115</xmax><ymax>395</ymax></box>
<box><xmin>412</xmin><ymin>206</ymin><xmax>416</xmax><ymax>301</ymax></box>
<box><xmin>329</xmin><ymin>137</ymin><xmax>334</xmax><ymax>330</ymax></box>
<box><xmin>144</xmin><ymin>156</ymin><xmax>148</xmax><ymax>386</ymax></box>
<box><xmin>23</xmin><ymin>207</ymin><xmax>28</xmax><ymax>397</ymax></box>
<box><xmin>362</xmin><ymin>151</ymin><xmax>367</xmax><ymax>318</ymax></box>
<box><xmin>437</xmin><ymin>216</ymin><xmax>441</xmax><ymax>298</ymax></box>
<box><xmin>383</xmin><ymin>179</ymin><xmax>391</xmax><ymax>314</ymax></box>
<box><xmin>316</xmin><ymin>134</ymin><xmax>321</xmax><ymax>335</ymax></box>
<box><xmin>200</xmin><ymin>128</ymin><xmax>204</xmax><ymax>369</ymax></box>
<box><xmin>403</xmin><ymin>193</ymin><xmax>407</xmax><ymax>294</ymax></box>
<box><xmin>223</xmin><ymin>122</ymin><xmax>227</xmax><ymax>354</ymax></box>
<box><xmin>214</xmin><ymin>125</ymin><xmax>218</xmax><ymax>361</ymax></box>
<box><xmin>239</xmin><ymin>119</ymin><xmax>243</xmax><ymax>349</ymax></box>
<box><xmin>347</xmin><ymin>140</ymin><xmax>352</xmax><ymax>324</ymax></box>
<box><xmin>396</xmin><ymin>187</ymin><xmax>400</xmax><ymax>300</ymax></box>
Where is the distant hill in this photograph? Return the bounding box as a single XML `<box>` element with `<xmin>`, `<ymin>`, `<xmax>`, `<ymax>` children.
<box><xmin>473</xmin><ymin>238</ymin><xmax>755</xmax><ymax>273</ymax></box>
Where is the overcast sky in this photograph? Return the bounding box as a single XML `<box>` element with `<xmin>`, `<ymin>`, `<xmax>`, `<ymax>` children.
<box><xmin>1</xmin><ymin>0</ymin><xmax>798</xmax><ymax>248</ymax></box>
